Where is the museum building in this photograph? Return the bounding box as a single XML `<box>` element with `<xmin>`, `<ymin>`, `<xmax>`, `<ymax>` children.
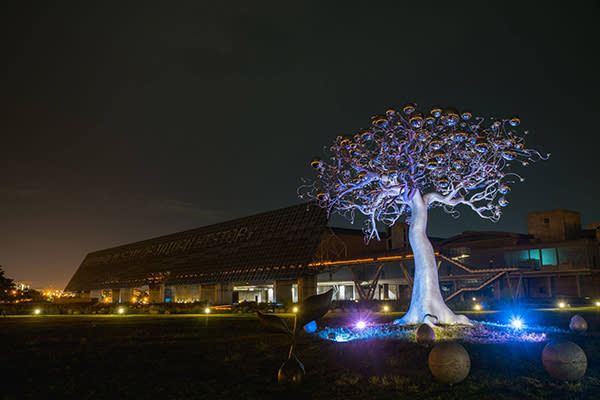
<box><xmin>65</xmin><ymin>203</ymin><xmax>600</xmax><ymax>305</ymax></box>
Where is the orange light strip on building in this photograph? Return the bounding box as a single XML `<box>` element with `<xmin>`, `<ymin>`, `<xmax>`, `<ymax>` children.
<box><xmin>308</xmin><ymin>253</ymin><xmax>438</xmax><ymax>267</ymax></box>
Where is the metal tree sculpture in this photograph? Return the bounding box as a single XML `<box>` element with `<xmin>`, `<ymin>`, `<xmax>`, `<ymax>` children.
<box><xmin>299</xmin><ymin>104</ymin><xmax>548</xmax><ymax>325</ymax></box>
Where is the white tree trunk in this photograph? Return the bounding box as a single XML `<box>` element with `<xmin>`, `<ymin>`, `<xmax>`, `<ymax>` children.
<box><xmin>394</xmin><ymin>191</ymin><xmax>470</xmax><ymax>326</ymax></box>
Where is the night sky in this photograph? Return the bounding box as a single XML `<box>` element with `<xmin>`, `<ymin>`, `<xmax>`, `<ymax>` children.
<box><xmin>1</xmin><ymin>1</ymin><xmax>599</xmax><ymax>289</ymax></box>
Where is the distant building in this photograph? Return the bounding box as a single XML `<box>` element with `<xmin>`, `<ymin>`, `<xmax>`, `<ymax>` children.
<box><xmin>14</xmin><ymin>282</ymin><xmax>31</xmax><ymax>292</ymax></box>
<box><xmin>65</xmin><ymin>205</ymin><xmax>600</xmax><ymax>305</ymax></box>
<box><xmin>437</xmin><ymin>209</ymin><xmax>600</xmax><ymax>302</ymax></box>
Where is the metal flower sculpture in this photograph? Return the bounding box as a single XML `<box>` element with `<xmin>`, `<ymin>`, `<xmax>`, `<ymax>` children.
<box><xmin>299</xmin><ymin>104</ymin><xmax>548</xmax><ymax>325</ymax></box>
<box><xmin>257</xmin><ymin>289</ymin><xmax>333</xmax><ymax>385</ymax></box>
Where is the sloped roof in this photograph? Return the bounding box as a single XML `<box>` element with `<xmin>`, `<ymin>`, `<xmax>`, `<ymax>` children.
<box><xmin>65</xmin><ymin>202</ymin><xmax>328</xmax><ymax>291</ymax></box>
<box><xmin>439</xmin><ymin>231</ymin><xmax>533</xmax><ymax>249</ymax></box>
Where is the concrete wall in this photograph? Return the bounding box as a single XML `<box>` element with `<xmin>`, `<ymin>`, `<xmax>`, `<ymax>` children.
<box><xmin>216</xmin><ymin>282</ymin><xmax>232</xmax><ymax>304</ymax></box>
<box><xmin>174</xmin><ymin>284</ymin><xmax>200</xmax><ymax>302</ymax></box>
<box><xmin>90</xmin><ymin>289</ymin><xmax>102</xmax><ymax>301</ymax></box>
<box><xmin>527</xmin><ymin>209</ymin><xmax>581</xmax><ymax>242</ymax></box>
<box><xmin>298</xmin><ymin>275</ymin><xmax>317</xmax><ymax>301</ymax></box>
<box><xmin>274</xmin><ymin>280</ymin><xmax>295</xmax><ymax>304</ymax></box>
<box><xmin>387</xmin><ymin>222</ymin><xmax>410</xmax><ymax>250</ymax></box>
<box><xmin>119</xmin><ymin>288</ymin><xmax>134</xmax><ymax>303</ymax></box>
<box><xmin>200</xmin><ymin>284</ymin><xmax>216</xmax><ymax>303</ymax></box>
<box><xmin>199</xmin><ymin>283</ymin><xmax>232</xmax><ymax>304</ymax></box>
<box><xmin>148</xmin><ymin>284</ymin><xmax>164</xmax><ymax>303</ymax></box>
<box><xmin>582</xmin><ymin>274</ymin><xmax>600</xmax><ymax>297</ymax></box>
<box><xmin>553</xmin><ymin>276</ymin><xmax>577</xmax><ymax>297</ymax></box>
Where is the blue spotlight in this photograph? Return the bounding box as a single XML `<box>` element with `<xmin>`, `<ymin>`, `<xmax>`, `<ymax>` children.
<box><xmin>510</xmin><ymin>316</ymin><xmax>524</xmax><ymax>330</ymax></box>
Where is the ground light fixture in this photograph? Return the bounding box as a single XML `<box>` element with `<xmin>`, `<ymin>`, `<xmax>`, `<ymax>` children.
<box><xmin>473</xmin><ymin>304</ymin><xmax>482</xmax><ymax>311</ymax></box>
<box><xmin>355</xmin><ymin>320</ymin><xmax>367</xmax><ymax>330</ymax></box>
<box><xmin>34</xmin><ymin>308</ymin><xmax>41</xmax><ymax>315</ymax></box>
<box><xmin>558</xmin><ymin>302</ymin><xmax>566</xmax><ymax>309</ymax></box>
<box><xmin>510</xmin><ymin>316</ymin><xmax>524</xmax><ymax>329</ymax></box>
<box><xmin>383</xmin><ymin>305</ymin><xmax>390</xmax><ymax>312</ymax></box>
<box><xmin>118</xmin><ymin>307</ymin><xmax>125</xmax><ymax>314</ymax></box>
<box><xmin>292</xmin><ymin>306</ymin><xmax>299</xmax><ymax>313</ymax></box>
<box><xmin>204</xmin><ymin>307</ymin><xmax>211</xmax><ymax>314</ymax></box>
<box><xmin>595</xmin><ymin>301</ymin><xmax>600</xmax><ymax>307</ymax></box>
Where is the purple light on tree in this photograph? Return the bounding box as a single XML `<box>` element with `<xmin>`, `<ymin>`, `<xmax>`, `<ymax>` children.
<box><xmin>299</xmin><ymin>104</ymin><xmax>548</xmax><ymax>325</ymax></box>
<box><xmin>355</xmin><ymin>320</ymin><xmax>367</xmax><ymax>330</ymax></box>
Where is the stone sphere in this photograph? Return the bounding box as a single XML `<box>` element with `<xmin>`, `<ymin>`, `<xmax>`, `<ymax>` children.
<box><xmin>542</xmin><ymin>341</ymin><xmax>587</xmax><ymax>381</ymax></box>
<box><xmin>428</xmin><ymin>342</ymin><xmax>471</xmax><ymax>384</ymax></box>
<box><xmin>416</xmin><ymin>323</ymin><xmax>436</xmax><ymax>346</ymax></box>
<box><xmin>278</xmin><ymin>354</ymin><xmax>305</xmax><ymax>385</ymax></box>
<box><xmin>569</xmin><ymin>314</ymin><xmax>588</xmax><ymax>332</ymax></box>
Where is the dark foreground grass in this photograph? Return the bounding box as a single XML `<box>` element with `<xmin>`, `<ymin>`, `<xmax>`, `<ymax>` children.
<box><xmin>1</xmin><ymin>311</ymin><xmax>599</xmax><ymax>400</ymax></box>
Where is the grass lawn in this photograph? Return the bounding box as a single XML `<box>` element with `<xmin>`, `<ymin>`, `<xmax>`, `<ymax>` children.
<box><xmin>1</xmin><ymin>310</ymin><xmax>599</xmax><ymax>399</ymax></box>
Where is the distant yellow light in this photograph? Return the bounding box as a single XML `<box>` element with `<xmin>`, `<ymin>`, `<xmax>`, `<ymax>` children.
<box><xmin>558</xmin><ymin>302</ymin><xmax>566</xmax><ymax>309</ymax></box>
<box><xmin>104</xmin><ymin>297</ymin><xmax>111</xmax><ymax>303</ymax></box>
<box><xmin>34</xmin><ymin>309</ymin><xmax>41</xmax><ymax>315</ymax></box>
<box><xmin>118</xmin><ymin>307</ymin><xmax>125</xmax><ymax>314</ymax></box>
<box><xmin>472</xmin><ymin>297</ymin><xmax>476</xmax><ymax>301</ymax></box>
<box><xmin>383</xmin><ymin>305</ymin><xmax>390</xmax><ymax>312</ymax></box>
<box><xmin>142</xmin><ymin>297</ymin><xmax>149</xmax><ymax>304</ymax></box>
<box><xmin>130</xmin><ymin>297</ymin><xmax>137</xmax><ymax>303</ymax></box>
<box><xmin>474</xmin><ymin>304</ymin><xmax>482</xmax><ymax>311</ymax></box>
<box><xmin>204</xmin><ymin>307</ymin><xmax>211</xmax><ymax>314</ymax></box>
<box><xmin>292</xmin><ymin>306</ymin><xmax>299</xmax><ymax>313</ymax></box>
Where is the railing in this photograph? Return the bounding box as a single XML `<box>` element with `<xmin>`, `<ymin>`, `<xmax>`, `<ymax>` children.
<box><xmin>444</xmin><ymin>271</ymin><xmax>507</xmax><ymax>302</ymax></box>
<box><xmin>438</xmin><ymin>254</ymin><xmax>519</xmax><ymax>302</ymax></box>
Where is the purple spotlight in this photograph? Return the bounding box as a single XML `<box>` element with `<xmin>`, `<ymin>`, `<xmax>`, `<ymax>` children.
<box><xmin>356</xmin><ymin>320</ymin><xmax>367</xmax><ymax>330</ymax></box>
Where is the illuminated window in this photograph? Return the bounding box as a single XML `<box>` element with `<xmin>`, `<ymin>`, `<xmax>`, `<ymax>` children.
<box><xmin>558</xmin><ymin>247</ymin><xmax>585</xmax><ymax>265</ymax></box>
<box><xmin>528</xmin><ymin>249</ymin><xmax>541</xmax><ymax>263</ymax></box>
<box><xmin>291</xmin><ymin>285</ymin><xmax>298</xmax><ymax>303</ymax></box>
<box><xmin>504</xmin><ymin>249</ymin><xmax>540</xmax><ymax>268</ymax></box>
<box><xmin>541</xmin><ymin>248</ymin><xmax>557</xmax><ymax>266</ymax></box>
<box><xmin>514</xmin><ymin>250</ymin><xmax>529</xmax><ymax>266</ymax></box>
